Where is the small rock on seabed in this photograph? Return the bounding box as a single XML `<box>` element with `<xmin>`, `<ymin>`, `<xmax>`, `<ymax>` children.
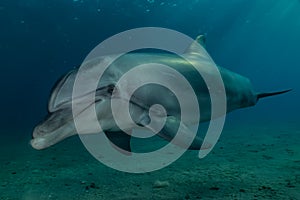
<box><xmin>153</xmin><ymin>180</ymin><xmax>170</xmax><ymax>188</ymax></box>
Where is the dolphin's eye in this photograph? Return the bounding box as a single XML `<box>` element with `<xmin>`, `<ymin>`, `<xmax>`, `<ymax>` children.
<box><xmin>107</xmin><ymin>84</ymin><xmax>115</xmax><ymax>94</ymax></box>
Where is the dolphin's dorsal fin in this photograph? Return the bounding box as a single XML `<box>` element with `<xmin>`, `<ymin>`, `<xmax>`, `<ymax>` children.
<box><xmin>185</xmin><ymin>35</ymin><xmax>207</xmax><ymax>55</ymax></box>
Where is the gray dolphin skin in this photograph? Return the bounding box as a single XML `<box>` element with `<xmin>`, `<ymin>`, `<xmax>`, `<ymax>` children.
<box><xmin>31</xmin><ymin>35</ymin><xmax>291</xmax><ymax>151</ymax></box>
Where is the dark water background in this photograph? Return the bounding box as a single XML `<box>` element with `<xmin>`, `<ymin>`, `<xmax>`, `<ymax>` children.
<box><xmin>0</xmin><ymin>0</ymin><xmax>299</xmax><ymax>141</ymax></box>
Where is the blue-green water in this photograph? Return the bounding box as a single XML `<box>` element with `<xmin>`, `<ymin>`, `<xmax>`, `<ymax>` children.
<box><xmin>0</xmin><ymin>1</ymin><xmax>299</xmax><ymax>199</ymax></box>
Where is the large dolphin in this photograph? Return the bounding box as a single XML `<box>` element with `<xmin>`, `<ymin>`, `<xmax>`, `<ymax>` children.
<box><xmin>30</xmin><ymin>35</ymin><xmax>290</xmax><ymax>151</ymax></box>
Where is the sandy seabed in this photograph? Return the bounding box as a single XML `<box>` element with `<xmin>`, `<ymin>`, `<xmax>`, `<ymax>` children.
<box><xmin>1</xmin><ymin>122</ymin><xmax>299</xmax><ymax>200</ymax></box>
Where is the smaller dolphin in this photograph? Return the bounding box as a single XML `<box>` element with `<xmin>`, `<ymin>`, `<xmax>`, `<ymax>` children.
<box><xmin>31</xmin><ymin>35</ymin><xmax>291</xmax><ymax>152</ymax></box>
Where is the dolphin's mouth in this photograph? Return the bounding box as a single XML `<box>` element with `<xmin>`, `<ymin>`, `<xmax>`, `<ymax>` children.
<box><xmin>30</xmin><ymin>107</ymin><xmax>77</xmax><ymax>150</ymax></box>
<box><xmin>30</xmin><ymin>125</ymin><xmax>62</xmax><ymax>150</ymax></box>
<box><xmin>30</xmin><ymin>125</ymin><xmax>74</xmax><ymax>150</ymax></box>
<box><xmin>30</xmin><ymin>95</ymin><xmax>105</xmax><ymax>150</ymax></box>
<box><xmin>31</xmin><ymin>67</ymin><xmax>116</xmax><ymax>150</ymax></box>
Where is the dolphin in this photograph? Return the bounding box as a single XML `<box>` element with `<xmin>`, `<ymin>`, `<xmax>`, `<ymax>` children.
<box><xmin>30</xmin><ymin>35</ymin><xmax>291</xmax><ymax>151</ymax></box>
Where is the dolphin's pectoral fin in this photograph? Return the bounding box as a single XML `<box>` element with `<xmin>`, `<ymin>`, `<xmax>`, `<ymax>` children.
<box><xmin>159</xmin><ymin>116</ymin><xmax>211</xmax><ymax>150</ymax></box>
<box><xmin>104</xmin><ymin>130</ymin><xmax>132</xmax><ymax>155</ymax></box>
<box><xmin>140</xmin><ymin>115</ymin><xmax>210</xmax><ymax>150</ymax></box>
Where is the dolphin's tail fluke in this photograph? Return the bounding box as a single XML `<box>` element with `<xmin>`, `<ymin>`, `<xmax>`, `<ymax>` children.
<box><xmin>257</xmin><ymin>89</ymin><xmax>292</xmax><ymax>100</ymax></box>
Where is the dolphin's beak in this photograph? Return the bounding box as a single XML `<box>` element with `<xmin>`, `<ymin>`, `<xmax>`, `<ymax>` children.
<box><xmin>30</xmin><ymin>121</ymin><xmax>76</xmax><ymax>150</ymax></box>
<box><xmin>31</xmin><ymin>94</ymin><xmax>108</xmax><ymax>150</ymax></box>
<box><xmin>31</xmin><ymin>74</ymin><xmax>114</xmax><ymax>150</ymax></box>
<box><xmin>30</xmin><ymin>108</ymin><xmax>77</xmax><ymax>150</ymax></box>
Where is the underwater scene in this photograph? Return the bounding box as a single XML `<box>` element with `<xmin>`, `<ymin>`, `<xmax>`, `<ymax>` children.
<box><xmin>1</xmin><ymin>0</ymin><xmax>300</xmax><ymax>199</ymax></box>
